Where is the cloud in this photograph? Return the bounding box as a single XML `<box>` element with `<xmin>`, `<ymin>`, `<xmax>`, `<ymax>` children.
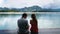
<box><xmin>46</xmin><ymin>0</ymin><xmax>60</xmax><ymax>9</ymax></box>
<box><xmin>53</xmin><ymin>0</ymin><xmax>60</xmax><ymax>8</ymax></box>
<box><xmin>0</xmin><ymin>0</ymin><xmax>4</xmax><ymax>7</ymax></box>
<box><xmin>1</xmin><ymin>0</ymin><xmax>60</xmax><ymax>8</ymax></box>
<box><xmin>0</xmin><ymin>0</ymin><xmax>3</xmax><ymax>4</ymax></box>
<box><xmin>2</xmin><ymin>0</ymin><xmax>54</xmax><ymax>8</ymax></box>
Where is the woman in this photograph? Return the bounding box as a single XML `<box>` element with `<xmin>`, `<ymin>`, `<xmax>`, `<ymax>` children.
<box><xmin>30</xmin><ymin>14</ymin><xmax>38</xmax><ymax>34</ymax></box>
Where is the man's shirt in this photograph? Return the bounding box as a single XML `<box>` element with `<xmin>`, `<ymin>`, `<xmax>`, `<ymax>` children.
<box><xmin>17</xmin><ymin>18</ymin><xmax>29</xmax><ymax>33</ymax></box>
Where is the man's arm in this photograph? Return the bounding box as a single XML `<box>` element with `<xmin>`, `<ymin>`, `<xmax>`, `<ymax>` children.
<box><xmin>26</xmin><ymin>20</ymin><xmax>29</xmax><ymax>29</ymax></box>
<box><xmin>17</xmin><ymin>20</ymin><xmax>20</xmax><ymax>28</ymax></box>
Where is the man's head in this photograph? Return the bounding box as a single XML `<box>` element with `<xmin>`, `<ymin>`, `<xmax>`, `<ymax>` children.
<box><xmin>22</xmin><ymin>13</ymin><xmax>27</xmax><ymax>19</ymax></box>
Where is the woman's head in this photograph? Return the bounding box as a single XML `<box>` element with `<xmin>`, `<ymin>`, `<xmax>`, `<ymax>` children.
<box><xmin>31</xmin><ymin>14</ymin><xmax>36</xmax><ymax>20</ymax></box>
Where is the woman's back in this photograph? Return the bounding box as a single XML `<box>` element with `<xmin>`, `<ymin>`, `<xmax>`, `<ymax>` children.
<box><xmin>30</xmin><ymin>20</ymin><xmax>38</xmax><ymax>32</ymax></box>
<box><xmin>30</xmin><ymin>14</ymin><xmax>38</xmax><ymax>34</ymax></box>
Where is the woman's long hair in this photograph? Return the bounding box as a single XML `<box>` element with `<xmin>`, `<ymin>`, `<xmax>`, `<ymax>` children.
<box><xmin>31</xmin><ymin>14</ymin><xmax>37</xmax><ymax>21</ymax></box>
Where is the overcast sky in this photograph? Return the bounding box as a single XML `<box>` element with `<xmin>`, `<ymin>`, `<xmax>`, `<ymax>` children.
<box><xmin>0</xmin><ymin>0</ymin><xmax>60</xmax><ymax>8</ymax></box>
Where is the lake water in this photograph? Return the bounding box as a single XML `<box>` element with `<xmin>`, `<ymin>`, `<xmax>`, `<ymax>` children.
<box><xmin>0</xmin><ymin>14</ymin><xmax>60</xmax><ymax>30</ymax></box>
<box><xmin>0</xmin><ymin>13</ymin><xmax>60</xmax><ymax>34</ymax></box>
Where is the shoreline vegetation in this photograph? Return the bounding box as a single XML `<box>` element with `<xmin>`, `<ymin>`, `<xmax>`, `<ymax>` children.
<box><xmin>0</xmin><ymin>12</ymin><xmax>60</xmax><ymax>14</ymax></box>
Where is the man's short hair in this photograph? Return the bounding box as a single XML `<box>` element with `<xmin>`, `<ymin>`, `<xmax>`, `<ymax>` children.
<box><xmin>22</xmin><ymin>13</ymin><xmax>27</xmax><ymax>17</ymax></box>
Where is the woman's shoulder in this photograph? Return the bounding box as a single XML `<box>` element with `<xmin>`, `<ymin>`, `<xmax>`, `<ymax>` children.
<box><xmin>30</xmin><ymin>20</ymin><xmax>33</xmax><ymax>23</ymax></box>
<box><xmin>30</xmin><ymin>19</ymin><xmax>33</xmax><ymax>21</ymax></box>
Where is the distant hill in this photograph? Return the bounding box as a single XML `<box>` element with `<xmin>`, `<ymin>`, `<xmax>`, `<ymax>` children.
<box><xmin>19</xmin><ymin>6</ymin><xmax>42</xmax><ymax>12</ymax></box>
<box><xmin>0</xmin><ymin>6</ymin><xmax>42</xmax><ymax>12</ymax></box>
<box><xmin>0</xmin><ymin>6</ymin><xmax>60</xmax><ymax>12</ymax></box>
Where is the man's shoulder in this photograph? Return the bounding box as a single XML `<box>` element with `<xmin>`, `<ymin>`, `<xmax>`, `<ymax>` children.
<box><xmin>18</xmin><ymin>19</ymin><xmax>22</xmax><ymax>20</ymax></box>
<box><xmin>18</xmin><ymin>18</ymin><xmax>28</xmax><ymax>22</ymax></box>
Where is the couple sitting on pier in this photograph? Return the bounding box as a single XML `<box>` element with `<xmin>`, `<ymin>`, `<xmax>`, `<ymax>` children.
<box><xmin>17</xmin><ymin>13</ymin><xmax>38</xmax><ymax>34</ymax></box>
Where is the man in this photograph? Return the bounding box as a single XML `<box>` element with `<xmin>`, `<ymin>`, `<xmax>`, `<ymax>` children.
<box><xmin>17</xmin><ymin>13</ymin><xmax>29</xmax><ymax>34</ymax></box>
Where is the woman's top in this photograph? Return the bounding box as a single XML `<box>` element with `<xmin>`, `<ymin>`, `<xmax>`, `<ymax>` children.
<box><xmin>30</xmin><ymin>20</ymin><xmax>38</xmax><ymax>32</ymax></box>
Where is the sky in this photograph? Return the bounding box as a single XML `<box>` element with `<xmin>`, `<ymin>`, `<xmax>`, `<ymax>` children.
<box><xmin>0</xmin><ymin>0</ymin><xmax>55</xmax><ymax>8</ymax></box>
<box><xmin>0</xmin><ymin>0</ymin><xmax>60</xmax><ymax>8</ymax></box>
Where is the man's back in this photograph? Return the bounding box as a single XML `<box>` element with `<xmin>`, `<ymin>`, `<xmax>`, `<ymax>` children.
<box><xmin>18</xmin><ymin>18</ymin><xmax>29</xmax><ymax>33</ymax></box>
